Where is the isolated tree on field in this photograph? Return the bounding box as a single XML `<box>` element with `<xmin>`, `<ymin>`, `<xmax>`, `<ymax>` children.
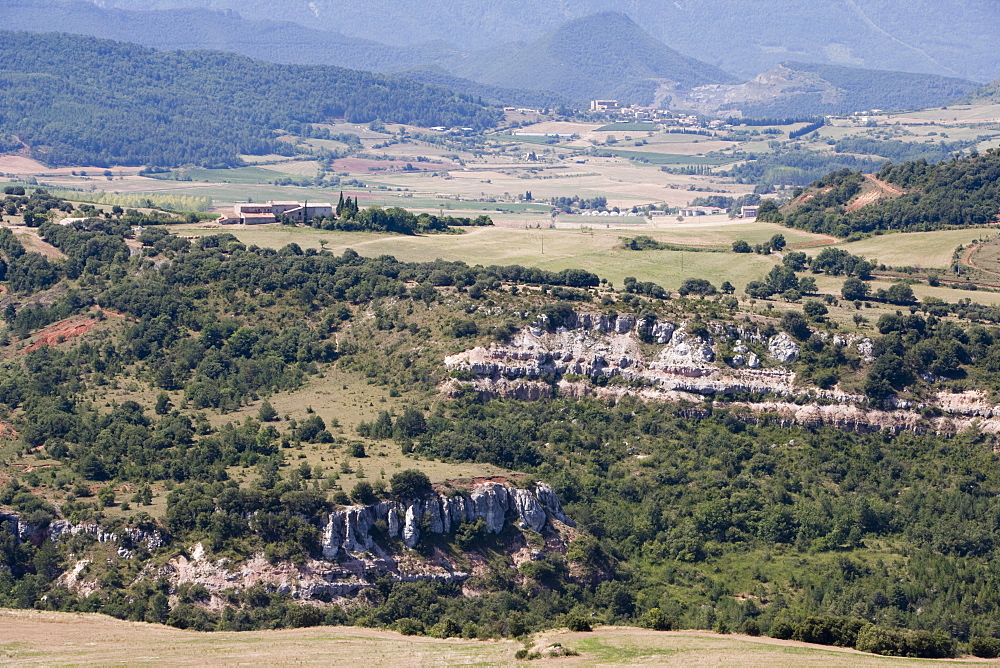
<box><xmin>842</xmin><ymin>277</ymin><xmax>870</xmax><ymax>301</ymax></box>
<box><xmin>154</xmin><ymin>392</ymin><xmax>172</xmax><ymax>415</ymax></box>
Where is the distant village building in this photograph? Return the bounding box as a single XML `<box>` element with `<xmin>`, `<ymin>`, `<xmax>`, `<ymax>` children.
<box><xmin>233</xmin><ymin>203</ymin><xmax>276</xmax><ymax>225</ymax></box>
<box><xmin>229</xmin><ymin>201</ymin><xmax>333</xmax><ymax>225</ymax></box>
<box><xmin>740</xmin><ymin>205</ymin><xmax>759</xmax><ymax>219</ymax></box>
<box><xmin>680</xmin><ymin>206</ymin><xmax>729</xmax><ymax>217</ymax></box>
<box><xmin>590</xmin><ymin>99</ymin><xmax>620</xmax><ymax>112</ymax></box>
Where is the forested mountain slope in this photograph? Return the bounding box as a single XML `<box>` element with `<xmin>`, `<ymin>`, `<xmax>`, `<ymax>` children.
<box><xmin>386</xmin><ymin>68</ymin><xmax>576</xmax><ymax>110</ymax></box>
<box><xmin>0</xmin><ymin>32</ymin><xmax>499</xmax><ymax>167</ymax></box>
<box><xmin>962</xmin><ymin>78</ymin><xmax>1000</xmax><ymax>104</ymax></box>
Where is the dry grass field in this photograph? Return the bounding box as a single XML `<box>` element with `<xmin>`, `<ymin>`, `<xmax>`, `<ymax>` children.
<box><xmin>9</xmin><ymin>228</ymin><xmax>67</xmax><ymax>259</ymax></box>
<box><xmin>967</xmin><ymin>236</ymin><xmax>1000</xmax><ymax>277</ymax></box>
<box><xmin>826</xmin><ymin>229</ymin><xmax>998</xmax><ymax>269</ymax></box>
<box><xmin>0</xmin><ymin>611</ymin><xmax>985</xmax><ymax>667</ymax></box>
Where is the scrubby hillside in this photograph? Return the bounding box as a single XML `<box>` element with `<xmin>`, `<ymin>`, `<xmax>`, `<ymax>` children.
<box><xmin>761</xmin><ymin>149</ymin><xmax>1000</xmax><ymax>237</ymax></box>
<box><xmin>677</xmin><ymin>62</ymin><xmax>980</xmax><ymax>118</ymax></box>
<box><xmin>5</xmin><ymin>189</ymin><xmax>1000</xmax><ymax>656</ymax></box>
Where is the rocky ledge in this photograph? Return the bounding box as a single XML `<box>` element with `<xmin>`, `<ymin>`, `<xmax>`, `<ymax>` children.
<box><xmin>444</xmin><ymin>310</ymin><xmax>867</xmax><ymax>403</ymax></box>
<box><xmin>321</xmin><ymin>480</ymin><xmax>572</xmax><ymax>559</ymax></box>
<box><xmin>0</xmin><ymin>513</ymin><xmax>164</xmax><ymax>560</ymax></box>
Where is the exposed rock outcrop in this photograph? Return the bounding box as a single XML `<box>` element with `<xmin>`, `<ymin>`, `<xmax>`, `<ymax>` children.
<box><xmin>444</xmin><ymin>310</ymin><xmax>867</xmax><ymax>404</ymax></box>
<box><xmin>439</xmin><ymin>309</ymin><xmax>1000</xmax><ymax>434</ymax></box>
<box><xmin>729</xmin><ymin>400</ymin><xmax>1000</xmax><ymax>435</ymax></box>
<box><xmin>7</xmin><ymin>482</ymin><xmax>575</xmax><ymax>605</ymax></box>
<box><xmin>767</xmin><ymin>332</ymin><xmax>800</xmax><ymax>362</ymax></box>
<box><xmin>320</xmin><ymin>480</ymin><xmax>572</xmax><ymax>560</ymax></box>
<box><xmin>0</xmin><ymin>514</ymin><xmax>164</xmax><ymax>552</ymax></box>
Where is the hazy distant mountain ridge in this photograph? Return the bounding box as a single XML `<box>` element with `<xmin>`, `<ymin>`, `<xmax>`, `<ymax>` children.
<box><xmin>454</xmin><ymin>12</ymin><xmax>738</xmax><ymax>104</ymax></box>
<box><xmin>97</xmin><ymin>0</ymin><xmax>1000</xmax><ymax>82</ymax></box>
<box><xmin>2</xmin><ymin>0</ymin><xmax>458</xmax><ymax>72</ymax></box>
<box><xmin>5</xmin><ymin>1</ymin><xmax>994</xmax><ymax>115</ymax></box>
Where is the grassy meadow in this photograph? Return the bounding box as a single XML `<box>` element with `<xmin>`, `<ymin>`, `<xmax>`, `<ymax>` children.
<box><xmin>176</xmin><ymin>223</ymin><xmax>788</xmax><ymax>291</ymax></box>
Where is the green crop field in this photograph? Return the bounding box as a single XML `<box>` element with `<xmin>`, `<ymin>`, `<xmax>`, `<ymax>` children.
<box><xmin>489</xmin><ymin>133</ymin><xmax>573</xmax><ymax>146</ymax></box>
<box><xmin>155</xmin><ymin>166</ymin><xmax>305</xmax><ymax>184</ymax></box>
<box><xmin>596</xmin><ymin>122</ymin><xmax>662</xmax><ymax>132</ymax></box>
<box><xmin>598</xmin><ymin>149</ymin><xmax>735</xmax><ymax>165</ymax></box>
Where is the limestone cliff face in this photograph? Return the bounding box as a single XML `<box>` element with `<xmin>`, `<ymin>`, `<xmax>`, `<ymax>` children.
<box><xmin>4</xmin><ymin>480</ymin><xmax>577</xmax><ymax>603</ymax></box>
<box><xmin>321</xmin><ymin>480</ymin><xmax>572</xmax><ymax>559</ymax></box>
<box><xmin>0</xmin><ymin>513</ymin><xmax>164</xmax><ymax>559</ymax></box>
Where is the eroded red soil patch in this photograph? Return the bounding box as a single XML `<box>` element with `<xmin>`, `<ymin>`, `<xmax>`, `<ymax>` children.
<box><xmin>845</xmin><ymin>175</ymin><xmax>907</xmax><ymax>213</ymax></box>
<box><xmin>17</xmin><ymin>309</ymin><xmax>126</xmax><ymax>355</ymax></box>
<box><xmin>24</xmin><ymin>321</ymin><xmax>96</xmax><ymax>353</ymax></box>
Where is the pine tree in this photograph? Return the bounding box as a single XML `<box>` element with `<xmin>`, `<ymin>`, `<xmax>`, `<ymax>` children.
<box><xmin>258</xmin><ymin>399</ymin><xmax>278</xmax><ymax>422</ymax></box>
<box><xmin>154</xmin><ymin>392</ymin><xmax>172</xmax><ymax>415</ymax></box>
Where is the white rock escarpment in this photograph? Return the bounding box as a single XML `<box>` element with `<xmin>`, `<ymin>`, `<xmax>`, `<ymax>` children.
<box><xmin>321</xmin><ymin>480</ymin><xmax>571</xmax><ymax>559</ymax></box>
<box><xmin>443</xmin><ymin>310</ymin><xmax>868</xmax><ymax>402</ymax></box>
